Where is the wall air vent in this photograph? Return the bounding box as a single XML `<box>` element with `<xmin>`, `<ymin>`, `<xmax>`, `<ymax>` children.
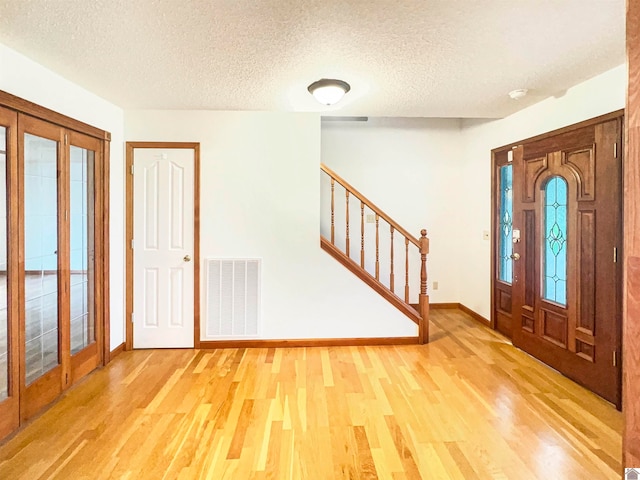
<box><xmin>205</xmin><ymin>258</ymin><xmax>260</xmax><ymax>338</ymax></box>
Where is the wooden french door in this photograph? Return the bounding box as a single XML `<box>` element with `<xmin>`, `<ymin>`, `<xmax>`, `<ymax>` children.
<box><xmin>0</xmin><ymin>107</ymin><xmax>19</xmax><ymax>439</ymax></box>
<box><xmin>13</xmin><ymin>115</ymin><xmax>103</xmax><ymax>423</ymax></box>
<box><xmin>67</xmin><ymin>131</ymin><xmax>102</xmax><ymax>383</ymax></box>
<box><xmin>509</xmin><ymin>117</ymin><xmax>622</xmax><ymax>406</ymax></box>
<box><xmin>0</xmin><ymin>90</ymin><xmax>109</xmax><ymax>442</ymax></box>
<box><xmin>19</xmin><ymin>115</ymin><xmax>66</xmax><ymax>419</ymax></box>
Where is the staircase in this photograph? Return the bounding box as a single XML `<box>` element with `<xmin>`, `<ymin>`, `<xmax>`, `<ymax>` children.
<box><xmin>320</xmin><ymin>164</ymin><xmax>430</xmax><ymax>344</ymax></box>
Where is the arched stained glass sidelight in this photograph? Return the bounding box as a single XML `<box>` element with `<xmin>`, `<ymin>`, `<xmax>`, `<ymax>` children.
<box><xmin>543</xmin><ymin>176</ymin><xmax>568</xmax><ymax>305</ymax></box>
<box><xmin>498</xmin><ymin>164</ymin><xmax>513</xmax><ymax>283</ymax></box>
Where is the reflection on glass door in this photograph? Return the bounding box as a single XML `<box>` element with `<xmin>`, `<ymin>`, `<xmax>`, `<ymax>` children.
<box><xmin>23</xmin><ymin>133</ymin><xmax>59</xmax><ymax>385</ymax></box>
<box><xmin>0</xmin><ymin>127</ymin><xmax>7</xmax><ymax>401</ymax></box>
<box><xmin>70</xmin><ymin>146</ymin><xmax>94</xmax><ymax>355</ymax></box>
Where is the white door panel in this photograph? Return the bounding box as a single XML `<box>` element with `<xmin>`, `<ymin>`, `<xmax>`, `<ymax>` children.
<box><xmin>133</xmin><ymin>149</ymin><xmax>194</xmax><ymax>348</ymax></box>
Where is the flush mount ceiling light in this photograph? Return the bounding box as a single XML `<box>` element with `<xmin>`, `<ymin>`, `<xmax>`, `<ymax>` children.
<box><xmin>308</xmin><ymin>79</ymin><xmax>351</xmax><ymax>106</ymax></box>
<box><xmin>508</xmin><ymin>89</ymin><xmax>528</xmax><ymax>100</ymax></box>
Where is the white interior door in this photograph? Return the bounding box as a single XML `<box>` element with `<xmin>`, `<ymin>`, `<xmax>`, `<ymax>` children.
<box><xmin>133</xmin><ymin>148</ymin><xmax>194</xmax><ymax>348</ymax></box>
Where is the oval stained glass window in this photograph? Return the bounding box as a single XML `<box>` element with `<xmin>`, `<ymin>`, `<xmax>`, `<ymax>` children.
<box><xmin>543</xmin><ymin>176</ymin><xmax>568</xmax><ymax>305</ymax></box>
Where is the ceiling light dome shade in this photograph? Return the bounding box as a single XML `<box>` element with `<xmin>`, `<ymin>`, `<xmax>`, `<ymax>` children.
<box><xmin>508</xmin><ymin>88</ymin><xmax>528</xmax><ymax>100</ymax></box>
<box><xmin>308</xmin><ymin>79</ymin><xmax>351</xmax><ymax>106</ymax></box>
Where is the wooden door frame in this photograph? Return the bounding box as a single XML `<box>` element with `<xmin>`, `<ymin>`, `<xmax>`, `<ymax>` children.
<box><xmin>125</xmin><ymin>142</ymin><xmax>201</xmax><ymax>350</ymax></box>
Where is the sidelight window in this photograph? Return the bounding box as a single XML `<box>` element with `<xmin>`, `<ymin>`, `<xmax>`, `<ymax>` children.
<box><xmin>498</xmin><ymin>164</ymin><xmax>513</xmax><ymax>283</ymax></box>
<box><xmin>543</xmin><ymin>176</ymin><xmax>568</xmax><ymax>305</ymax></box>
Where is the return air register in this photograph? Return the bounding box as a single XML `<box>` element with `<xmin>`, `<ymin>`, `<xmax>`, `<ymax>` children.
<box><xmin>205</xmin><ymin>258</ymin><xmax>261</xmax><ymax>338</ymax></box>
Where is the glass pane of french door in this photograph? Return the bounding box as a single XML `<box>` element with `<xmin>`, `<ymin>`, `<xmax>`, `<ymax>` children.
<box><xmin>0</xmin><ymin>126</ymin><xmax>7</xmax><ymax>401</ymax></box>
<box><xmin>24</xmin><ymin>133</ymin><xmax>59</xmax><ymax>385</ymax></box>
<box><xmin>70</xmin><ymin>146</ymin><xmax>94</xmax><ymax>355</ymax></box>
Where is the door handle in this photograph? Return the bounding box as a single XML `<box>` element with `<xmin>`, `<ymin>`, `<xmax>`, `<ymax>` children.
<box><xmin>510</xmin><ymin>253</ymin><xmax>520</xmax><ymax>260</ymax></box>
<box><xmin>183</xmin><ymin>255</ymin><xmax>191</xmax><ymax>262</ymax></box>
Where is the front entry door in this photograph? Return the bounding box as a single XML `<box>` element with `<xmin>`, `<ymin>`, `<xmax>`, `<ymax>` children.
<box><xmin>511</xmin><ymin>118</ymin><xmax>622</xmax><ymax>406</ymax></box>
<box><xmin>133</xmin><ymin>148</ymin><xmax>194</xmax><ymax>348</ymax></box>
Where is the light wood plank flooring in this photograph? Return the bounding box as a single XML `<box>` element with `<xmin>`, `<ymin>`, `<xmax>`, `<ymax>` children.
<box><xmin>0</xmin><ymin>309</ymin><xmax>622</xmax><ymax>479</ymax></box>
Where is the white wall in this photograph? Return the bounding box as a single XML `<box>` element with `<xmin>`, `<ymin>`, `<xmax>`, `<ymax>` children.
<box><xmin>458</xmin><ymin>65</ymin><xmax>626</xmax><ymax>319</ymax></box>
<box><xmin>2</xmin><ymin>40</ymin><xmax>622</xmax><ymax>343</ymax></box>
<box><xmin>321</xmin><ymin>118</ymin><xmax>464</xmax><ymax>304</ymax></box>
<box><xmin>125</xmin><ymin>110</ymin><xmax>418</xmax><ymax>339</ymax></box>
<box><xmin>0</xmin><ymin>43</ymin><xmax>126</xmax><ymax>350</ymax></box>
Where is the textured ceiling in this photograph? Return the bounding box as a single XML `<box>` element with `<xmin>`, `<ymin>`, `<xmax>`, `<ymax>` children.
<box><xmin>0</xmin><ymin>0</ymin><xmax>626</xmax><ymax>118</ymax></box>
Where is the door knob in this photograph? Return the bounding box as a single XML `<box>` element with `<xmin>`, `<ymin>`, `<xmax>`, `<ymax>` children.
<box><xmin>183</xmin><ymin>255</ymin><xmax>191</xmax><ymax>262</ymax></box>
<box><xmin>510</xmin><ymin>253</ymin><xmax>520</xmax><ymax>260</ymax></box>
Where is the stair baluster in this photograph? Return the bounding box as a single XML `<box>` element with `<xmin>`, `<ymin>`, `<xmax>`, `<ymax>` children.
<box><xmin>390</xmin><ymin>225</ymin><xmax>395</xmax><ymax>293</ymax></box>
<box><xmin>320</xmin><ymin>163</ymin><xmax>429</xmax><ymax>344</ymax></box>
<box><xmin>375</xmin><ymin>214</ymin><xmax>380</xmax><ymax>280</ymax></box>
<box><xmin>330</xmin><ymin>178</ymin><xmax>335</xmax><ymax>243</ymax></box>
<box><xmin>345</xmin><ymin>190</ymin><xmax>350</xmax><ymax>257</ymax></box>
<box><xmin>360</xmin><ymin>202</ymin><xmax>365</xmax><ymax>268</ymax></box>
<box><xmin>405</xmin><ymin>238</ymin><xmax>410</xmax><ymax>303</ymax></box>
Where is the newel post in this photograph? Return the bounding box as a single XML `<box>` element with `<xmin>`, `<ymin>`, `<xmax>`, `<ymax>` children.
<box><xmin>418</xmin><ymin>229</ymin><xmax>430</xmax><ymax>344</ymax></box>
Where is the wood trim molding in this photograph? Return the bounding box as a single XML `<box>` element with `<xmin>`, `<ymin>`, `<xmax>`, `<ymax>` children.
<box><xmin>125</xmin><ymin>143</ymin><xmax>133</xmax><ymax>351</ymax></box>
<box><xmin>125</xmin><ymin>142</ymin><xmax>201</xmax><ymax>351</ymax></box>
<box><xmin>193</xmin><ymin>145</ymin><xmax>201</xmax><ymax>349</ymax></box>
<box><xmin>0</xmin><ymin>90</ymin><xmax>109</xmax><ymax>141</ymax></box>
<box><xmin>429</xmin><ymin>303</ymin><xmax>460</xmax><ymax>309</ymax></box>
<box><xmin>109</xmin><ymin>343</ymin><xmax>126</xmax><ymax>360</ymax></box>
<box><xmin>199</xmin><ymin>336</ymin><xmax>419</xmax><ymax>349</ymax></box>
<box><xmin>320</xmin><ymin>163</ymin><xmax>420</xmax><ymax>246</ymax></box>
<box><xmin>102</xmin><ymin>138</ymin><xmax>111</xmax><ymax>365</ymax></box>
<box><xmin>427</xmin><ymin>302</ymin><xmax>489</xmax><ymax>325</ymax></box>
<box><xmin>490</xmin><ymin>149</ymin><xmax>500</xmax><ymax>331</ymax></box>
<box><xmin>459</xmin><ymin>304</ymin><xmax>490</xmax><ymax>326</ymax></box>
<box><xmin>491</xmin><ymin>109</ymin><xmax>625</xmax><ymax>154</ymax></box>
<box><xmin>320</xmin><ymin>235</ymin><xmax>422</xmax><ymax>325</ymax></box>
<box><xmin>624</xmin><ymin>0</ymin><xmax>640</xmax><ymax>467</ymax></box>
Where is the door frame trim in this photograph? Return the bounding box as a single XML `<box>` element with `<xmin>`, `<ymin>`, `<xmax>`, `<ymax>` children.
<box><xmin>125</xmin><ymin>142</ymin><xmax>201</xmax><ymax>350</ymax></box>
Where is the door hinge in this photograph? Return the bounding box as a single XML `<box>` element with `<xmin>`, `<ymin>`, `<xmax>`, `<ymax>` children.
<box><xmin>130</xmin><ymin>165</ymin><xmax>134</xmax><ymax>175</ymax></box>
<box><xmin>614</xmin><ymin>142</ymin><xmax>618</xmax><ymax>159</ymax></box>
<box><xmin>613</xmin><ymin>247</ymin><xmax>618</xmax><ymax>263</ymax></box>
<box><xmin>64</xmin><ymin>134</ymin><xmax>68</xmax><ymax>145</ymax></box>
<box><xmin>131</xmin><ymin>239</ymin><xmax>134</xmax><ymax>249</ymax></box>
<box><xmin>613</xmin><ymin>350</ymin><xmax>618</xmax><ymax>367</ymax></box>
<box><xmin>131</xmin><ymin>312</ymin><xmax>134</xmax><ymax>324</ymax></box>
<box><xmin>65</xmin><ymin>373</ymin><xmax>69</xmax><ymax>384</ymax></box>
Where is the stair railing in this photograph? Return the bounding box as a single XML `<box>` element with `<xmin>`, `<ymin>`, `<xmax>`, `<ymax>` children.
<box><xmin>320</xmin><ymin>163</ymin><xmax>430</xmax><ymax>343</ymax></box>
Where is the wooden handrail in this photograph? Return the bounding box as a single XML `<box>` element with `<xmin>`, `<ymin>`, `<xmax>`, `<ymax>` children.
<box><xmin>320</xmin><ymin>163</ymin><xmax>430</xmax><ymax>344</ymax></box>
<box><xmin>321</xmin><ymin>163</ymin><xmax>420</xmax><ymax>247</ymax></box>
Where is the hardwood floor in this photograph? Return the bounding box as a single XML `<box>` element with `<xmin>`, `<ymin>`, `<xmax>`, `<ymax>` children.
<box><xmin>0</xmin><ymin>309</ymin><xmax>621</xmax><ymax>479</ymax></box>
